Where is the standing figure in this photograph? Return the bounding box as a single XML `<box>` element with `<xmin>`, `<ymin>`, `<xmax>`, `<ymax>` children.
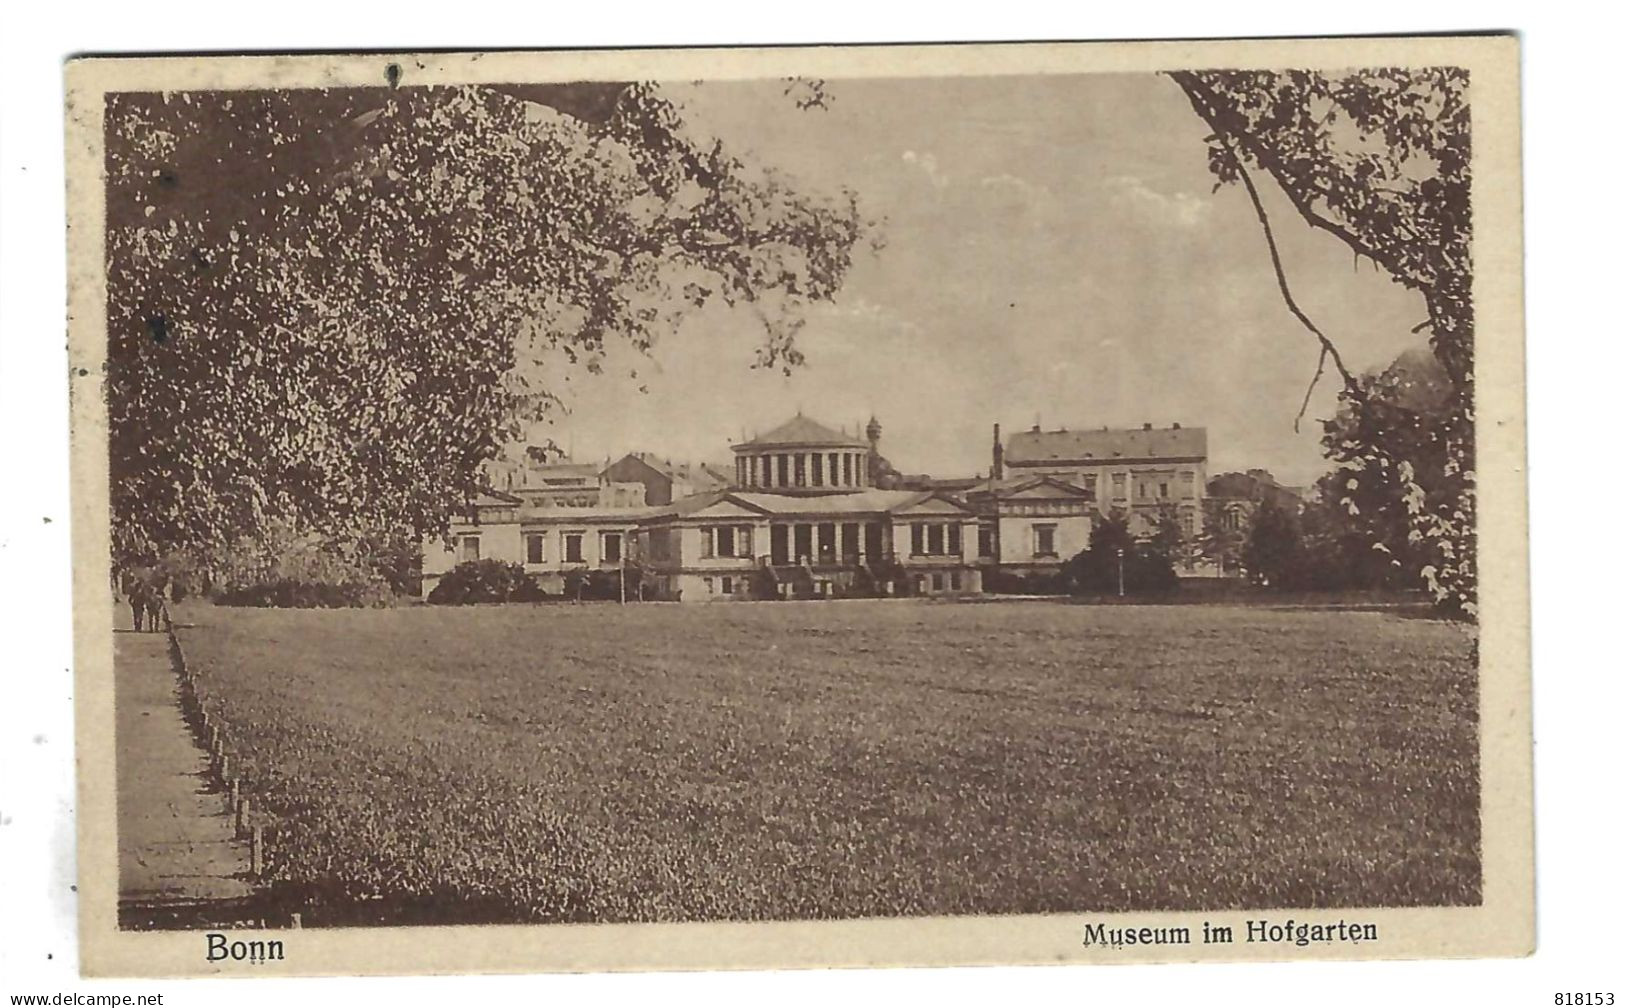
<box><xmin>128</xmin><ymin>580</ymin><xmax>149</xmax><ymax>632</ymax></box>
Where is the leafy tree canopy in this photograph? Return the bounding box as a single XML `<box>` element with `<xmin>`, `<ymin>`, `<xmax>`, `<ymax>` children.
<box><xmin>106</xmin><ymin>84</ymin><xmax>872</xmax><ymax>566</ymax></box>
<box><xmin>1169</xmin><ymin>68</ymin><xmax>1476</xmax><ymax>615</ymax></box>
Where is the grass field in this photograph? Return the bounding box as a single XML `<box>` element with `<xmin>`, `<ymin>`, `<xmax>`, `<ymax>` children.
<box><xmin>173</xmin><ymin>599</ymin><xmax>1480</xmax><ymax>924</ymax></box>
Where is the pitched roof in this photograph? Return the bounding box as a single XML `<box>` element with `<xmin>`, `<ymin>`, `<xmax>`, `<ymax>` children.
<box><xmin>611</xmin><ymin>453</ymin><xmax>731</xmax><ymax>490</ymax></box>
<box><xmin>1005</xmin><ymin>425</ymin><xmax>1207</xmax><ymax>464</ymax></box>
<box><xmin>736</xmin><ymin>413</ymin><xmax>869</xmax><ymax>450</ymax></box>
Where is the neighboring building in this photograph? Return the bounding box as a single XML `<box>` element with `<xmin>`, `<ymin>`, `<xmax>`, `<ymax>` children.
<box><xmin>963</xmin><ymin>474</ymin><xmax>1095</xmax><ymax>577</ymax></box>
<box><xmin>997</xmin><ymin>421</ymin><xmax>1208</xmax><ymax>542</ymax></box>
<box><xmin>1198</xmin><ymin>469</ymin><xmax>1308</xmax><ymax>578</ymax></box>
<box><xmin>603</xmin><ymin>452</ymin><xmax>731</xmax><ymax>506</ymax></box>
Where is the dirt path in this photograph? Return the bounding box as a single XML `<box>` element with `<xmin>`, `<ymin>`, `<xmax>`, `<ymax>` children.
<box><xmin>115</xmin><ymin>598</ymin><xmax>259</xmax><ymax>927</ymax></box>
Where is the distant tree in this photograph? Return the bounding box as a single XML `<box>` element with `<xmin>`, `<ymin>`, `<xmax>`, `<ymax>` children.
<box><xmin>1148</xmin><ymin>503</ymin><xmax>1188</xmax><ymax>568</ymax></box>
<box><xmin>1241</xmin><ymin>501</ymin><xmax>1307</xmax><ymax>589</ymax></box>
<box><xmin>1065</xmin><ymin>510</ymin><xmax>1177</xmax><ymax>596</ymax></box>
<box><xmin>105</xmin><ymin>84</ymin><xmax>873</xmax><ymax>570</ymax></box>
<box><xmin>1196</xmin><ymin>504</ymin><xmax>1248</xmax><ymax>577</ymax></box>
<box><xmin>1316</xmin><ymin>348</ymin><xmax>1454</xmax><ymax>589</ymax></box>
<box><xmin>1170</xmin><ymin>69</ymin><xmax>1476</xmax><ymax>615</ymax></box>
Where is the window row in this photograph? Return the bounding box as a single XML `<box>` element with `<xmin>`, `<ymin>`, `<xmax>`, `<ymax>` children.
<box><xmin>702</xmin><ymin>575</ymin><xmax>742</xmax><ymax>596</ymax></box>
<box><xmin>908</xmin><ymin>521</ymin><xmax>964</xmax><ymax>557</ymax></box>
<box><xmin>515</xmin><ymin>530</ymin><xmax>623</xmax><ymax>565</ymax></box>
<box><xmin>699</xmin><ymin>524</ymin><xmax>754</xmax><ymax>559</ymax></box>
<box><xmin>914</xmin><ymin>571</ymin><xmax>964</xmax><ymax>593</ymax></box>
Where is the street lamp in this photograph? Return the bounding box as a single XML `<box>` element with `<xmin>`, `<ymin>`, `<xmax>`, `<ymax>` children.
<box><xmin>1116</xmin><ymin>546</ymin><xmax>1125</xmax><ymax>598</ymax></box>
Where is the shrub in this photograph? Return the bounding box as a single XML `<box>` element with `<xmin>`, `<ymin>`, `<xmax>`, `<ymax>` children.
<box><xmin>216</xmin><ymin>577</ymin><xmax>395</xmax><ymax>609</ymax></box>
<box><xmin>427</xmin><ymin>559</ymin><xmax>547</xmax><ymax>605</ymax></box>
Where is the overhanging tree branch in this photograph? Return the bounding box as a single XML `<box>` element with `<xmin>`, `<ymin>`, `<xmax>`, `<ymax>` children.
<box><xmin>1167</xmin><ymin>71</ymin><xmax>1361</xmax><ymax>424</ymax></box>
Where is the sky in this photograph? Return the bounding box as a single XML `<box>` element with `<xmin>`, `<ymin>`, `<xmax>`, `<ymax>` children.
<box><xmin>541</xmin><ymin>73</ymin><xmax>1429</xmax><ymax>487</ymax></box>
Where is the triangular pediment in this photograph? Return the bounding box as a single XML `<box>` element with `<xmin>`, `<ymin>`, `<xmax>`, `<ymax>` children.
<box><xmin>889</xmin><ymin>493</ymin><xmax>973</xmax><ymax>516</ymax></box>
<box><xmin>685</xmin><ymin>498</ymin><xmax>767</xmax><ymax>519</ymax></box>
<box><xmin>1003</xmin><ymin>477</ymin><xmax>1091</xmax><ymax>501</ymax></box>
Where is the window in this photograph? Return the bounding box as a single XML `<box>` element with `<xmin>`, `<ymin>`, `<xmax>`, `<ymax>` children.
<box><xmin>649</xmin><ymin>529</ymin><xmax>671</xmax><ymax>561</ymax></box>
<box><xmin>794</xmin><ymin>454</ymin><xmax>807</xmax><ymax>487</ymax></box>
<box><xmin>703</xmin><ymin>577</ymin><xmax>714</xmax><ymax>594</ymax></box>
<box><xmin>950</xmin><ymin>571</ymin><xmax>961</xmax><ymax>591</ymax></box>
<box><xmin>914</xmin><ymin>574</ymin><xmax>927</xmax><ymax>594</ymax></box>
<box><xmin>794</xmin><ymin>523</ymin><xmax>812</xmax><ymax>563</ymax></box>
<box><xmin>1034</xmin><ymin>523</ymin><xmax>1057</xmax><ymax>557</ymax></box>
<box><xmin>947</xmin><ymin>523</ymin><xmax>961</xmax><ymax>555</ymax></box>
<box><xmin>843</xmin><ymin>454</ymin><xmax>854</xmax><ymax>486</ymax></box>
<box><xmin>524</xmin><ymin>533</ymin><xmax>545</xmax><ymax>565</ymax></box>
<box><xmin>564</xmin><ymin>533</ymin><xmax>584</xmax><ymax>564</ymax></box>
<box><xmin>1112</xmin><ymin>473</ymin><xmax>1126</xmax><ymax>495</ymax></box>
<box><xmin>738</xmin><ymin>526</ymin><xmax>753</xmax><ymax>558</ymax></box>
<box><xmin>458</xmin><ymin>535</ymin><xmax>481</xmax><ymax>562</ymax></box>
<box><xmin>1083</xmin><ymin>473</ymin><xmax>1097</xmax><ymax>492</ymax></box>
<box><xmin>700</xmin><ymin>527</ymin><xmax>715</xmax><ymax>558</ymax></box>
<box><xmin>911</xmin><ymin>523</ymin><xmax>925</xmax><ymax>555</ymax></box>
<box><xmin>978</xmin><ymin>525</ymin><xmax>994</xmax><ymax>558</ymax></box>
<box><xmin>926</xmin><ymin>524</ymin><xmax>945</xmax><ymax>555</ymax></box>
<box><xmin>811</xmin><ymin>453</ymin><xmax>823</xmax><ymax>486</ymax></box>
<box><xmin>602</xmin><ymin>532</ymin><xmax>622</xmax><ymax>564</ymax></box>
<box><xmin>931</xmin><ymin>573</ymin><xmax>944</xmax><ymax>592</ymax></box>
<box><xmin>816</xmin><ymin>522</ymin><xmax>836</xmax><ymax>563</ymax></box>
<box><xmin>716</xmin><ymin>526</ymin><xmax>735</xmax><ymax>557</ymax></box>
<box><xmin>721</xmin><ymin>576</ymin><xmax>733</xmax><ymax>594</ymax></box>
<box><xmin>1160</xmin><ymin>482</ymin><xmax>1170</xmax><ymax>498</ymax></box>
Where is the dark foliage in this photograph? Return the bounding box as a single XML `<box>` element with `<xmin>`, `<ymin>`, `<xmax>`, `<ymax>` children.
<box><xmin>427</xmin><ymin>559</ymin><xmax>548</xmax><ymax>605</ymax></box>
<box><xmin>216</xmin><ymin>577</ymin><xmax>395</xmax><ymax>609</ymax></box>
<box><xmin>1064</xmin><ymin>512</ymin><xmax>1179</xmax><ymax>596</ymax></box>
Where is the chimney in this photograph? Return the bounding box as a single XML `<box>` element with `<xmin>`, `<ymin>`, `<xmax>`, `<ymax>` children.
<box><xmin>991</xmin><ymin>423</ymin><xmax>1004</xmax><ymax>481</ymax></box>
<box><xmin>1142</xmin><ymin>422</ymin><xmax>1152</xmax><ymax>431</ymax></box>
<box><xmin>1171</xmin><ymin>422</ymin><xmax>1181</xmax><ymax>430</ymax></box>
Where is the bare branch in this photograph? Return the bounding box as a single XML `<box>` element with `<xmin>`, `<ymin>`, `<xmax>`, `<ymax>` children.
<box><xmin>1295</xmin><ymin>345</ymin><xmax>1327</xmax><ymax>433</ymax></box>
<box><xmin>1167</xmin><ymin>71</ymin><xmax>1360</xmax><ymax>398</ymax></box>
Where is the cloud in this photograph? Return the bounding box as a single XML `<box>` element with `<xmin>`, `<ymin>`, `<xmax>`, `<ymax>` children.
<box><xmin>900</xmin><ymin>149</ymin><xmax>949</xmax><ymax>190</ymax></box>
<box><xmin>978</xmin><ymin>172</ymin><xmax>1058</xmax><ymax>213</ymax></box>
<box><xmin>1104</xmin><ymin>174</ymin><xmax>1210</xmax><ymax>228</ymax></box>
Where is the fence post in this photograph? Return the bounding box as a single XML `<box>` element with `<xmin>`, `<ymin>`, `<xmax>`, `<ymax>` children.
<box><xmin>250</xmin><ymin>826</ymin><xmax>263</xmax><ymax>878</ymax></box>
<box><xmin>236</xmin><ymin>798</ymin><xmax>250</xmax><ymax>839</ymax></box>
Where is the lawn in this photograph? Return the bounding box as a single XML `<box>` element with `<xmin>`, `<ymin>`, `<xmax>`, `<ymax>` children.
<box><xmin>173</xmin><ymin>599</ymin><xmax>1480</xmax><ymax>925</ymax></box>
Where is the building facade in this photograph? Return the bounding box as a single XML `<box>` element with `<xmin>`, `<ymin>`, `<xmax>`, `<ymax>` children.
<box><xmin>424</xmin><ymin>413</ymin><xmax>983</xmax><ymax>602</ymax></box>
<box><xmin>997</xmin><ymin>421</ymin><xmax>1208</xmax><ymax>542</ymax></box>
<box><xmin>963</xmin><ymin>475</ymin><xmax>1096</xmax><ymax>577</ymax></box>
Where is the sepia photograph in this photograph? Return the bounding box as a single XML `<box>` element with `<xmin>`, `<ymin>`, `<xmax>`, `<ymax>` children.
<box><xmin>62</xmin><ymin>37</ymin><xmax>1530</xmax><ymax>975</ymax></box>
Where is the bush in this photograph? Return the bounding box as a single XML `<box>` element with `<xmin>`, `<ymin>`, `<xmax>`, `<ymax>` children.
<box><xmin>427</xmin><ymin>559</ymin><xmax>550</xmax><ymax>605</ymax></box>
<box><xmin>216</xmin><ymin>577</ymin><xmax>395</xmax><ymax>609</ymax></box>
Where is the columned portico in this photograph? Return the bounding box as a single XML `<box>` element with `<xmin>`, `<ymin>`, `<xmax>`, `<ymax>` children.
<box><xmin>731</xmin><ymin>414</ymin><xmax>873</xmax><ymax>494</ymax></box>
